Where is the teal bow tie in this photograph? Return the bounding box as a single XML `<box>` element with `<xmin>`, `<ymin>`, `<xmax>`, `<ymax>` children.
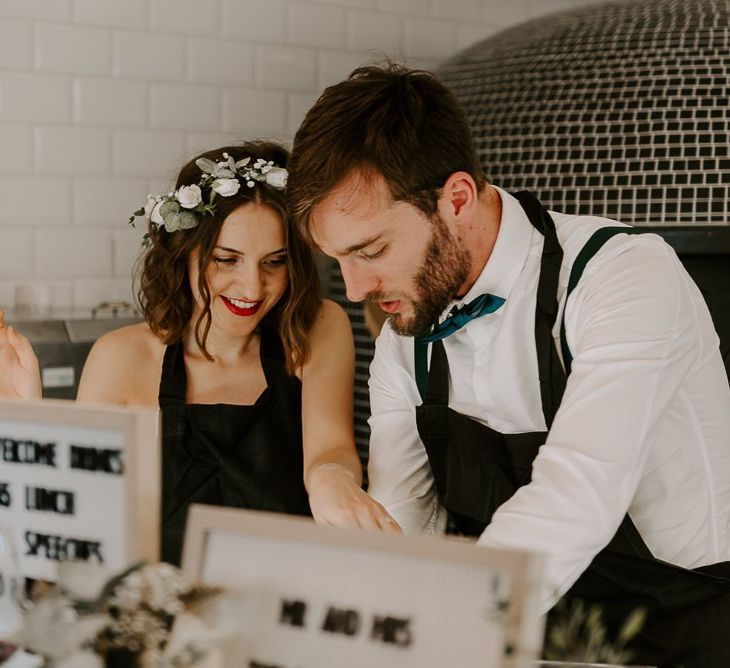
<box><xmin>421</xmin><ymin>293</ymin><xmax>506</xmax><ymax>343</ymax></box>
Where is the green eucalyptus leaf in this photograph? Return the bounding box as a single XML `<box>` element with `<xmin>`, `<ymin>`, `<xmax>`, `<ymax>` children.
<box><xmin>160</xmin><ymin>199</ymin><xmax>181</xmax><ymax>218</ymax></box>
<box><xmin>213</xmin><ymin>167</ymin><xmax>235</xmax><ymax>179</ymax></box>
<box><xmin>164</xmin><ymin>211</ymin><xmax>181</xmax><ymax>232</ymax></box>
<box><xmin>196</xmin><ymin>158</ymin><xmax>218</xmax><ymax>174</ymax></box>
<box><xmin>236</xmin><ymin>157</ymin><xmax>251</xmax><ymax>168</ymax></box>
<box><xmin>178</xmin><ymin>211</ymin><xmax>199</xmax><ymax>229</ymax></box>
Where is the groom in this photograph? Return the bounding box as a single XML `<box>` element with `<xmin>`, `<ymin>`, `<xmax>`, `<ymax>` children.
<box><xmin>286</xmin><ymin>61</ymin><xmax>730</xmax><ymax>666</ymax></box>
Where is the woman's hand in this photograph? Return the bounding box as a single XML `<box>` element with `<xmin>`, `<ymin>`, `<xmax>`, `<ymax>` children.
<box><xmin>307</xmin><ymin>463</ymin><xmax>402</xmax><ymax>534</ymax></box>
<box><xmin>0</xmin><ymin>308</ymin><xmax>42</xmax><ymax>400</ymax></box>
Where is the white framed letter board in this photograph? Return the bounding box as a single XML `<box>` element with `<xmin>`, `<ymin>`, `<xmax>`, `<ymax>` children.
<box><xmin>183</xmin><ymin>505</ymin><xmax>545</xmax><ymax>668</ymax></box>
<box><xmin>0</xmin><ymin>398</ymin><xmax>160</xmax><ymax>582</ymax></box>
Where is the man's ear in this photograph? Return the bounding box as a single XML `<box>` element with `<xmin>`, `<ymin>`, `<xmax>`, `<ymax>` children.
<box><xmin>438</xmin><ymin>171</ymin><xmax>479</xmax><ymax>222</ymax></box>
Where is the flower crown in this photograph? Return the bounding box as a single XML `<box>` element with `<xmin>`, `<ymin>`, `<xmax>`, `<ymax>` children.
<box><xmin>128</xmin><ymin>153</ymin><xmax>288</xmax><ymax>239</ymax></box>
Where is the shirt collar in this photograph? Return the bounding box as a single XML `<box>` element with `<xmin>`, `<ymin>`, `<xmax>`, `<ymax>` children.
<box><xmin>444</xmin><ymin>186</ymin><xmax>534</xmax><ymax>315</ymax></box>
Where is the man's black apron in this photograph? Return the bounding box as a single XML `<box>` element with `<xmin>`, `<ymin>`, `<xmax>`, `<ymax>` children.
<box><xmin>414</xmin><ymin>191</ymin><xmax>730</xmax><ymax>667</ymax></box>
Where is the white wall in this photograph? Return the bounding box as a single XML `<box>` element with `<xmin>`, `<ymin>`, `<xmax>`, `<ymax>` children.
<box><xmin>0</xmin><ymin>0</ymin><xmax>605</xmax><ymax>312</ymax></box>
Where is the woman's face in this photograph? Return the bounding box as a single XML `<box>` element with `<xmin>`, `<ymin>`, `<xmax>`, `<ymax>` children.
<box><xmin>188</xmin><ymin>202</ymin><xmax>289</xmax><ymax>338</ymax></box>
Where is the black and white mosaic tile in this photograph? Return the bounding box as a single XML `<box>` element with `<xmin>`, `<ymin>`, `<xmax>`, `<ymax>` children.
<box><xmin>439</xmin><ymin>0</ymin><xmax>730</xmax><ymax>225</ymax></box>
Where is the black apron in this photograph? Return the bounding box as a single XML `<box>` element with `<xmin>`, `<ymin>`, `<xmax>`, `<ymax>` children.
<box><xmin>159</xmin><ymin>320</ymin><xmax>311</xmax><ymax>566</ymax></box>
<box><xmin>414</xmin><ymin>191</ymin><xmax>730</xmax><ymax>667</ymax></box>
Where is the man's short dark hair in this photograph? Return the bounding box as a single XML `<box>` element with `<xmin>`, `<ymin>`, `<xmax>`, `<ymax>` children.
<box><xmin>287</xmin><ymin>61</ymin><xmax>485</xmax><ymax>242</ymax></box>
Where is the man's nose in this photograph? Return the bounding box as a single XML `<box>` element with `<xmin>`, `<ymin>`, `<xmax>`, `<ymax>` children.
<box><xmin>339</xmin><ymin>259</ymin><xmax>378</xmax><ymax>303</ymax></box>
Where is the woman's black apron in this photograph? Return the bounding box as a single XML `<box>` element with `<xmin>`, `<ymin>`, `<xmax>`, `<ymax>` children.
<box><xmin>158</xmin><ymin>320</ymin><xmax>311</xmax><ymax>566</ymax></box>
<box><xmin>414</xmin><ymin>191</ymin><xmax>730</xmax><ymax>667</ymax></box>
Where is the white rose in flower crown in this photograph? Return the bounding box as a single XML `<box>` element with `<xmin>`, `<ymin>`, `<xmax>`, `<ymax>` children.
<box><xmin>143</xmin><ymin>197</ymin><xmax>164</xmax><ymax>225</ymax></box>
<box><xmin>176</xmin><ymin>185</ymin><xmax>203</xmax><ymax>209</ymax></box>
<box><xmin>151</xmin><ymin>203</ymin><xmax>164</xmax><ymax>225</ymax></box>
<box><xmin>265</xmin><ymin>167</ymin><xmax>288</xmax><ymax>190</ymax></box>
<box><xmin>212</xmin><ymin>178</ymin><xmax>241</xmax><ymax>197</ymax></box>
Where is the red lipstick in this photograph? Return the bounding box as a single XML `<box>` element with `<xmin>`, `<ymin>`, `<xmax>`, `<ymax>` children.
<box><xmin>221</xmin><ymin>296</ymin><xmax>262</xmax><ymax>316</ymax></box>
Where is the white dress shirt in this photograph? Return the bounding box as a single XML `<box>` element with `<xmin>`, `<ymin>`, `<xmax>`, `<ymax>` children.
<box><xmin>367</xmin><ymin>186</ymin><xmax>730</xmax><ymax>612</ymax></box>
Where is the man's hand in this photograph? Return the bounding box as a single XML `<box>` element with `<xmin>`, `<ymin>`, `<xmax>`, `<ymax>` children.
<box><xmin>0</xmin><ymin>308</ymin><xmax>42</xmax><ymax>400</ymax></box>
<box><xmin>307</xmin><ymin>463</ymin><xmax>402</xmax><ymax>534</ymax></box>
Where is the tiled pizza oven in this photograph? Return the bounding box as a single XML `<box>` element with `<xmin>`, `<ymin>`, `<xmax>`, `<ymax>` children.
<box><xmin>439</xmin><ymin>0</ymin><xmax>730</xmax><ymax>224</ymax></box>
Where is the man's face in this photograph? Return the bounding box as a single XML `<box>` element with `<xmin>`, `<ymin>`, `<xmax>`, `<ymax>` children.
<box><xmin>311</xmin><ymin>170</ymin><xmax>471</xmax><ymax>337</ymax></box>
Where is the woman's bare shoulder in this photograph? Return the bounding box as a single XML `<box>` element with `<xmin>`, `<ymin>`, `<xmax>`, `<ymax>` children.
<box><xmin>302</xmin><ymin>299</ymin><xmax>353</xmax><ymax>367</ymax></box>
<box><xmin>77</xmin><ymin>322</ymin><xmax>166</xmax><ymax>406</ymax></box>
<box><xmin>94</xmin><ymin>321</ymin><xmax>161</xmax><ymax>352</ymax></box>
<box><xmin>309</xmin><ymin>299</ymin><xmax>350</xmax><ymax>338</ymax></box>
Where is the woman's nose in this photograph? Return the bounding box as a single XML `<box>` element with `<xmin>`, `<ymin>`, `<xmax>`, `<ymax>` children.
<box><xmin>232</xmin><ymin>262</ymin><xmax>264</xmax><ymax>299</ymax></box>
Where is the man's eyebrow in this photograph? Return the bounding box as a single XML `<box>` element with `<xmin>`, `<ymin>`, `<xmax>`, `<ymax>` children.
<box><xmin>336</xmin><ymin>234</ymin><xmax>384</xmax><ymax>257</ymax></box>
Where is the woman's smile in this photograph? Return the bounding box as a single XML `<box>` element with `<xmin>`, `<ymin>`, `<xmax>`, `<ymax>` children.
<box><xmin>220</xmin><ymin>296</ymin><xmax>263</xmax><ymax>316</ymax></box>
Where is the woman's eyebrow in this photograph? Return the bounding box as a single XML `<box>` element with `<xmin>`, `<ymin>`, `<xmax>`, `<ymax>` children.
<box><xmin>214</xmin><ymin>245</ymin><xmax>244</xmax><ymax>255</ymax></box>
<box><xmin>214</xmin><ymin>246</ymin><xmax>287</xmax><ymax>257</ymax></box>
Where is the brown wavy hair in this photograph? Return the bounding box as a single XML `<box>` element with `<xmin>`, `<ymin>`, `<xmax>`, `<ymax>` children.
<box><xmin>136</xmin><ymin>141</ymin><xmax>321</xmax><ymax>373</ymax></box>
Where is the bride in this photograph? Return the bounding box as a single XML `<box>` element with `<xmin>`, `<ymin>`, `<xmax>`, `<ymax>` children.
<box><xmin>0</xmin><ymin>140</ymin><xmax>398</xmax><ymax>564</ymax></box>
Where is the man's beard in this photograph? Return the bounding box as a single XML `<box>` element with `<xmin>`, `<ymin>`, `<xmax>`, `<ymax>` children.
<box><xmin>376</xmin><ymin>215</ymin><xmax>471</xmax><ymax>338</ymax></box>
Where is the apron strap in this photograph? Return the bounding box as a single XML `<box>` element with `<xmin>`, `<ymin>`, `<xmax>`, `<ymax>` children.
<box><xmin>560</xmin><ymin>226</ymin><xmax>646</xmax><ymax>375</ymax></box>
<box><xmin>158</xmin><ymin>340</ymin><xmax>187</xmax><ymax>439</ymax></box>
<box><xmin>514</xmin><ymin>191</ymin><xmax>566</xmax><ymax>428</ymax></box>
<box><xmin>414</xmin><ymin>336</ymin><xmax>429</xmax><ymax>402</ymax></box>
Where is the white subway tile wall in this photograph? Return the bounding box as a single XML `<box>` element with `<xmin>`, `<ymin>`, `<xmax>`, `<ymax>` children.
<box><xmin>73</xmin><ymin>178</ymin><xmax>148</xmax><ymax>227</ymax></box>
<box><xmin>0</xmin><ymin>125</ymin><xmax>33</xmax><ymax>173</ymax></box>
<box><xmin>186</xmin><ymin>38</ymin><xmax>255</xmax><ymax>85</ymax></box>
<box><xmin>0</xmin><ymin>0</ymin><xmax>604</xmax><ymax>309</ymax></box>
<box><xmin>35</xmin><ymin>126</ymin><xmax>111</xmax><ymax>175</ymax></box>
<box><xmin>221</xmin><ymin>87</ymin><xmax>287</xmax><ymax>134</ymax></box>
<box><xmin>0</xmin><ymin>0</ymin><xmax>71</xmax><ymax>22</ymax></box>
<box><xmin>74</xmin><ymin>78</ymin><xmax>148</xmax><ymax>127</ymax></box>
<box><xmin>150</xmin><ymin>0</ymin><xmax>220</xmax><ymax>37</ymax></box>
<box><xmin>0</xmin><ymin>73</ymin><xmax>73</xmax><ymax>123</ymax></box>
<box><xmin>288</xmin><ymin>3</ymin><xmax>347</xmax><ymax>49</ymax></box>
<box><xmin>0</xmin><ymin>177</ymin><xmax>72</xmax><ymax>226</ymax></box>
<box><xmin>149</xmin><ymin>82</ymin><xmax>220</xmax><ymax>131</ymax></box>
<box><xmin>0</xmin><ymin>18</ymin><xmax>32</xmax><ymax>69</ymax></box>
<box><xmin>34</xmin><ymin>23</ymin><xmax>112</xmax><ymax>75</ymax></box>
<box><xmin>0</xmin><ymin>229</ymin><xmax>34</xmax><ymax>278</ymax></box>
<box><xmin>404</xmin><ymin>17</ymin><xmax>457</xmax><ymax>60</ymax></box>
<box><xmin>112</xmin><ymin>129</ymin><xmax>186</xmax><ymax>178</ymax></box>
<box><xmin>35</xmin><ymin>229</ymin><xmax>113</xmax><ymax>278</ymax></box>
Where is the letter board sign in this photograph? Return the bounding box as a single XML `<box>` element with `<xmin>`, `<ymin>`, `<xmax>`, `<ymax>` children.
<box><xmin>0</xmin><ymin>398</ymin><xmax>160</xmax><ymax>583</ymax></box>
<box><xmin>182</xmin><ymin>505</ymin><xmax>545</xmax><ymax>668</ymax></box>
